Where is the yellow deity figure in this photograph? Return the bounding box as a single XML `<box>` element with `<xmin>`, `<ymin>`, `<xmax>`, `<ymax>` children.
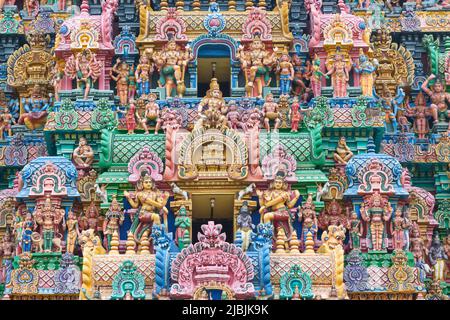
<box><xmin>333</xmin><ymin>136</ymin><xmax>354</xmax><ymax>164</ymax></box>
<box><xmin>153</xmin><ymin>39</ymin><xmax>193</xmax><ymax>98</ymax></box>
<box><xmin>124</xmin><ymin>172</ymin><xmax>169</xmax><ymax>242</ymax></box>
<box><xmin>66</xmin><ymin>210</ymin><xmax>80</xmax><ymax>254</ymax></box>
<box><xmin>33</xmin><ymin>195</ymin><xmax>65</xmax><ymax>252</ymax></box>
<box><xmin>110</xmin><ymin>59</ymin><xmax>131</xmax><ymax>106</ymax></box>
<box><xmin>103</xmin><ymin>195</ymin><xmax>124</xmax><ymax>251</ymax></box>
<box><xmin>237</xmin><ymin>35</ymin><xmax>278</xmax><ymax>98</ymax></box>
<box><xmin>257</xmin><ymin>171</ymin><xmax>300</xmax><ymax>242</ymax></box>
<box><xmin>353</xmin><ymin>49</ymin><xmax>378</xmax><ymax>97</ymax></box>
<box><xmin>194</xmin><ymin>78</ymin><xmax>228</xmax><ymax>130</ymax></box>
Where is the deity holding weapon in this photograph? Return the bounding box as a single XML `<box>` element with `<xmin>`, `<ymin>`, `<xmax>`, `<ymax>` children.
<box><xmin>110</xmin><ymin>58</ymin><xmax>131</xmax><ymax>106</ymax></box>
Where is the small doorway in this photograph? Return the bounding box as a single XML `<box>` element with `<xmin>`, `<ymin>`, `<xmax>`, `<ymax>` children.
<box><xmin>191</xmin><ymin>193</ymin><xmax>234</xmax><ymax>243</ymax></box>
<box><xmin>197</xmin><ymin>44</ymin><xmax>231</xmax><ymax>97</ymax></box>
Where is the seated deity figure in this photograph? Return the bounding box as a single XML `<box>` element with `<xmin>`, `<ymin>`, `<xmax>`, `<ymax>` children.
<box><xmin>18</xmin><ymin>84</ymin><xmax>50</xmax><ymax>130</ymax></box>
<box><xmin>33</xmin><ymin>196</ymin><xmax>65</xmax><ymax>252</ymax></box>
<box><xmin>360</xmin><ymin>192</ymin><xmax>392</xmax><ymax>252</ymax></box>
<box><xmin>110</xmin><ymin>59</ymin><xmax>131</xmax><ymax>106</ymax></box>
<box><xmin>194</xmin><ymin>78</ymin><xmax>228</xmax><ymax>130</ymax></box>
<box><xmin>237</xmin><ymin>35</ymin><xmax>278</xmax><ymax>98</ymax></box>
<box><xmin>262</xmin><ymin>94</ymin><xmax>281</xmax><ymax>133</ymax></box>
<box><xmin>326</xmin><ymin>48</ymin><xmax>350</xmax><ymax>98</ymax></box>
<box><xmin>257</xmin><ymin>171</ymin><xmax>300</xmax><ymax>244</ymax></box>
<box><xmin>421</xmin><ymin>74</ymin><xmax>450</xmax><ymax>125</ymax></box>
<box><xmin>227</xmin><ymin>101</ymin><xmax>247</xmax><ymax>131</ymax></box>
<box><xmin>72</xmin><ymin>137</ymin><xmax>94</xmax><ymax>169</ymax></box>
<box><xmin>153</xmin><ymin>39</ymin><xmax>193</xmax><ymax>98</ymax></box>
<box><xmin>353</xmin><ymin>49</ymin><xmax>377</xmax><ymax>97</ymax></box>
<box><xmin>124</xmin><ymin>172</ymin><xmax>169</xmax><ymax>243</ymax></box>
<box><xmin>140</xmin><ymin>93</ymin><xmax>162</xmax><ymax>134</ymax></box>
<box><xmin>102</xmin><ymin>195</ymin><xmax>124</xmax><ymax>251</ymax></box>
<box><xmin>333</xmin><ymin>136</ymin><xmax>353</xmax><ymax>164</ymax></box>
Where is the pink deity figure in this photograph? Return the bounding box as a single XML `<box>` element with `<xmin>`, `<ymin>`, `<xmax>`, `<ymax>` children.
<box><xmin>140</xmin><ymin>94</ymin><xmax>161</xmax><ymax>134</ymax></box>
<box><xmin>421</xmin><ymin>74</ymin><xmax>450</xmax><ymax>126</ymax></box>
<box><xmin>262</xmin><ymin>94</ymin><xmax>281</xmax><ymax>132</ymax></box>
<box><xmin>391</xmin><ymin>207</ymin><xmax>406</xmax><ymax>250</ymax></box>
<box><xmin>404</xmin><ymin>93</ymin><xmax>432</xmax><ymax>139</ymax></box>
<box><xmin>24</xmin><ymin>0</ymin><xmax>39</xmax><ymax>17</ymax></box>
<box><xmin>311</xmin><ymin>54</ymin><xmax>328</xmax><ymax>97</ymax></box>
<box><xmin>289</xmin><ymin>97</ymin><xmax>301</xmax><ymax>132</ymax></box>
<box><xmin>326</xmin><ymin>48</ymin><xmax>350</xmax><ymax>98</ymax></box>
<box><xmin>360</xmin><ymin>192</ymin><xmax>392</xmax><ymax>251</ymax></box>
<box><xmin>118</xmin><ymin>101</ymin><xmax>138</xmax><ymax>134</ymax></box>
<box><xmin>227</xmin><ymin>101</ymin><xmax>247</xmax><ymax>131</ymax></box>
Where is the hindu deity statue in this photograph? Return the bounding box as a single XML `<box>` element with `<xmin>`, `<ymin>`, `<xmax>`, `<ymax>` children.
<box><xmin>333</xmin><ymin>137</ymin><xmax>353</xmax><ymax>164</ymax></box>
<box><xmin>405</xmin><ymin>92</ymin><xmax>434</xmax><ymax>139</ymax></box>
<box><xmin>360</xmin><ymin>192</ymin><xmax>393</xmax><ymax>251</ymax></box>
<box><xmin>257</xmin><ymin>171</ymin><xmax>300</xmax><ymax>243</ymax></box>
<box><xmin>66</xmin><ymin>210</ymin><xmax>80</xmax><ymax>254</ymax></box>
<box><xmin>194</xmin><ymin>78</ymin><xmax>228</xmax><ymax>130</ymax></box>
<box><xmin>326</xmin><ymin>48</ymin><xmax>350</xmax><ymax>98</ymax></box>
<box><xmin>21</xmin><ymin>214</ymin><xmax>34</xmax><ymax>254</ymax></box>
<box><xmin>277</xmin><ymin>54</ymin><xmax>294</xmax><ymax>97</ymax></box>
<box><xmin>403</xmin><ymin>208</ymin><xmax>412</xmax><ymax>251</ymax></box>
<box><xmin>0</xmin><ymin>106</ymin><xmax>15</xmax><ymax>140</ymax></box>
<box><xmin>310</xmin><ymin>54</ymin><xmax>328</xmax><ymax>97</ymax></box>
<box><xmin>128</xmin><ymin>64</ymin><xmax>137</xmax><ymax>101</ymax></box>
<box><xmin>51</xmin><ymin>60</ymin><xmax>65</xmax><ymax>102</ymax></box>
<box><xmin>110</xmin><ymin>59</ymin><xmax>131</xmax><ymax>106</ymax></box>
<box><xmin>429</xmin><ymin>232</ymin><xmax>448</xmax><ymax>281</ymax></box>
<box><xmin>174</xmin><ymin>205</ymin><xmax>191</xmax><ymax>250</ymax></box>
<box><xmin>18</xmin><ymin>84</ymin><xmax>51</xmax><ymax>130</ymax></box>
<box><xmin>153</xmin><ymin>40</ymin><xmax>193</xmax><ymax>98</ymax></box>
<box><xmin>237</xmin><ymin>35</ymin><xmax>278</xmax><ymax>98</ymax></box>
<box><xmin>291</xmin><ymin>55</ymin><xmax>307</xmax><ymax>96</ymax></box>
<box><xmin>349</xmin><ymin>210</ymin><xmax>361</xmax><ymax>250</ymax></box>
<box><xmin>289</xmin><ymin>97</ymin><xmax>301</xmax><ymax>132</ymax></box>
<box><xmin>118</xmin><ymin>101</ymin><xmax>139</xmax><ymax>134</ymax></box>
<box><xmin>227</xmin><ymin>101</ymin><xmax>247</xmax><ymax>131</ymax></box>
<box><xmin>0</xmin><ymin>231</ymin><xmax>15</xmax><ymax>261</ymax></box>
<box><xmin>79</xmin><ymin>201</ymin><xmax>100</xmax><ymax>232</ymax></box>
<box><xmin>421</xmin><ymin>74</ymin><xmax>450</xmax><ymax>124</ymax></box>
<box><xmin>391</xmin><ymin>207</ymin><xmax>406</xmax><ymax>250</ymax></box>
<box><xmin>135</xmin><ymin>50</ymin><xmax>153</xmax><ymax>97</ymax></box>
<box><xmin>72</xmin><ymin>137</ymin><xmax>94</xmax><ymax>169</ymax></box>
<box><xmin>353</xmin><ymin>49</ymin><xmax>378</xmax><ymax>97</ymax></box>
<box><xmin>33</xmin><ymin>196</ymin><xmax>65</xmax><ymax>252</ymax></box>
<box><xmin>237</xmin><ymin>201</ymin><xmax>255</xmax><ymax>252</ymax></box>
<box><xmin>65</xmin><ymin>49</ymin><xmax>102</xmax><ymax>100</ymax></box>
<box><xmin>102</xmin><ymin>195</ymin><xmax>124</xmax><ymax>251</ymax></box>
<box><xmin>140</xmin><ymin>94</ymin><xmax>161</xmax><ymax>134</ymax></box>
<box><xmin>124</xmin><ymin>172</ymin><xmax>169</xmax><ymax>243</ymax></box>
<box><xmin>262</xmin><ymin>94</ymin><xmax>281</xmax><ymax>133</ymax></box>
<box><xmin>410</xmin><ymin>223</ymin><xmax>431</xmax><ymax>277</ymax></box>
<box><xmin>298</xmin><ymin>193</ymin><xmax>318</xmax><ymax>247</ymax></box>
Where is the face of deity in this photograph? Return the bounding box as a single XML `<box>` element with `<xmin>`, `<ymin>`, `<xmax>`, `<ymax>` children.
<box><xmin>359</xmin><ymin>55</ymin><xmax>367</xmax><ymax>63</ymax></box>
<box><xmin>266</xmin><ymin>94</ymin><xmax>274</xmax><ymax>103</ymax></box>
<box><xmin>335</xmin><ymin>54</ymin><xmax>343</xmax><ymax>62</ymax></box>
<box><xmin>79</xmin><ymin>137</ymin><xmax>87</xmax><ymax>147</ymax></box>
<box><xmin>373</xmin><ymin>195</ymin><xmax>381</xmax><ymax>207</ymax></box>
<box><xmin>142</xmin><ymin>176</ymin><xmax>154</xmax><ymax>190</ymax></box>
<box><xmin>292</xmin><ymin>55</ymin><xmax>301</xmax><ymax>65</ymax></box>
<box><xmin>434</xmin><ymin>82</ymin><xmax>443</xmax><ymax>93</ymax></box>
<box><xmin>281</xmin><ymin>54</ymin><xmax>290</xmax><ymax>62</ymax></box>
<box><xmin>292</xmin><ymin>97</ymin><xmax>299</xmax><ymax>103</ymax></box>
<box><xmin>211</xmin><ymin>89</ymin><xmax>221</xmax><ymax>99</ymax></box>
<box><xmin>251</xmin><ymin>38</ymin><xmax>263</xmax><ymax>50</ymax></box>
<box><xmin>167</xmin><ymin>41</ymin><xmax>177</xmax><ymax>51</ymax></box>
<box><xmin>395</xmin><ymin>208</ymin><xmax>402</xmax><ymax>217</ymax></box>
<box><xmin>273</xmin><ymin>178</ymin><xmax>284</xmax><ymax>190</ymax></box>
<box><xmin>352</xmin><ymin>212</ymin><xmax>358</xmax><ymax>219</ymax></box>
<box><xmin>339</xmin><ymin>136</ymin><xmax>346</xmax><ymax>146</ymax></box>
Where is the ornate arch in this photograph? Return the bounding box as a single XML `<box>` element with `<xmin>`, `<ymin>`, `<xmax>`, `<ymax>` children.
<box><xmin>241</xmin><ymin>7</ymin><xmax>272</xmax><ymax>42</ymax></box>
<box><xmin>190</xmin><ymin>34</ymin><xmax>239</xmax><ymax>63</ymax></box>
<box><xmin>279</xmin><ymin>265</ymin><xmax>314</xmax><ymax>300</ymax></box>
<box><xmin>29</xmin><ymin>162</ymin><xmax>67</xmax><ymax>196</ymax></box>
<box><xmin>154</xmin><ymin>8</ymin><xmax>188</xmax><ymax>42</ymax></box>
<box><xmin>128</xmin><ymin>146</ymin><xmax>164</xmax><ymax>183</ymax></box>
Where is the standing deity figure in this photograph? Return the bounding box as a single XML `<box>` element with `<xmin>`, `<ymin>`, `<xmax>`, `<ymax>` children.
<box><xmin>65</xmin><ymin>49</ymin><xmax>102</xmax><ymax>100</ymax></box>
<box><xmin>391</xmin><ymin>207</ymin><xmax>406</xmax><ymax>250</ymax></box>
<box><xmin>51</xmin><ymin>60</ymin><xmax>65</xmax><ymax>102</ymax></box>
<box><xmin>410</xmin><ymin>223</ymin><xmax>431</xmax><ymax>278</ymax></box>
<box><xmin>24</xmin><ymin>0</ymin><xmax>39</xmax><ymax>17</ymax></box>
<box><xmin>333</xmin><ymin>136</ymin><xmax>353</xmax><ymax>164</ymax></box>
<box><xmin>34</xmin><ymin>196</ymin><xmax>65</xmax><ymax>252</ymax></box>
<box><xmin>128</xmin><ymin>64</ymin><xmax>137</xmax><ymax>100</ymax></box>
<box><xmin>21</xmin><ymin>214</ymin><xmax>34</xmax><ymax>253</ymax></box>
<box><xmin>0</xmin><ymin>107</ymin><xmax>15</xmax><ymax>140</ymax></box>
<box><xmin>277</xmin><ymin>54</ymin><xmax>294</xmax><ymax>97</ymax></box>
<box><xmin>72</xmin><ymin>137</ymin><xmax>94</xmax><ymax>169</ymax></box>
<box><xmin>79</xmin><ymin>201</ymin><xmax>99</xmax><ymax>231</ymax></box>
<box><xmin>311</xmin><ymin>54</ymin><xmax>328</xmax><ymax>97</ymax></box>
<box><xmin>118</xmin><ymin>101</ymin><xmax>139</xmax><ymax>134</ymax></box>
<box><xmin>135</xmin><ymin>50</ymin><xmax>153</xmax><ymax>97</ymax></box>
<box><xmin>0</xmin><ymin>230</ymin><xmax>15</xmax><ymax>286</ymax></box>
<box><xmin>194</xmin><ymin>78</ymin><xmax>228</xmax><ymax>130</ymax></box>
<box><xmin>237</xmin><ymin>36</ymin><xmax>278</xmax><ymax>98</ymax></box>
<box><xmin>237</xmin><ymin>201</ymin><xmax>255</xmax><ymax>252</ymax></box>
<box><xmin>349</xmin><ymin>210</ymin><xmax>361</xmax><ymax>250</ymax></box>
<box><xmin>326</xmin><ymin>48</ymin><xmax>351</xmax><ymax>98</ymax></box>
<box><xmin>102</xmin><ymin>195</ymin><xmax>124</xmax><ymax>251</ymax></box>
<box><xmin>403</xmin><ymin>208</ymin><xmax>412</xmax><ymax>251</ymax></box>
<box><xmin>298</xmin><ymin>193</ymin><xmax>318</xmax><ymax>246</ymax></box>
<box><xmin>110</xmin><ymin>59</ymin><xmax>130</xmax><ymax>106</ymax></box>
<box><xmin>153</xmin><ymin>40</ymin><xmax>193</xmax><ymax>98</ymax></box>
<box><xmin>289</xmin><ymin>97</ymin><xmax>301</xmax><ymax>132</ymax></box>
<box><xmin>291</xmin><ymin>55</ymin><xmax>307</xmax><ymax>96</ymax></box>
<box><xmin>429</xmin><ymin>233</ymin><xmax>448</xmax><ymax>281</ymax></box>
<box><xmin>66</xmin><ymin>210</ymin><xmax>80</xmax><ymax>254</ymax></box>
<box><xmin>421</xmin><ymin>74</ymin><xmax>450</xmax><ymax>125</ymax></box>
<box><xmin>227</xmin><ymin>101</ymin><xmax>247</xmax><ymax>131</ymax></box>
<box><xmin>140</xmin><ymin>94</ymin><xmax>161</xmax><ymax>134</ymax></box>
<box><xmin>262</xmin><ymin>94</ymin><xmax>281</xmax><ymax>132</ymax></box>
<box><xmin>404</xmin><ymin>92</ymin><xmax>434</xmax><ymax>139</ymax></box>
<box><xmin>124</xmin><ymin>172</ymin><xmax>169</xmax><ymax>243</ymax></box>
<box><xmin>353</xmin><ymin>49</ymin><xmax>377</xmax><ymax>97</ymax></box>
<box><xmin>19</xmin><ymin>84</ymin><xmax>50</xmax><ymax>130</ymax></box>
<box><xmin>174</xmin><ymin>205</ymin><xmax>191</xmax><ymax>250</ymax></box>
<box><xmin>360</xmin><ymin>192</ymin><xmax>392</xmax><ymax>251</ymax></box>
<box><xmin>257</xmin><ymin>171</ymin><xmax>300</xmax><ymax>243</ymax></box>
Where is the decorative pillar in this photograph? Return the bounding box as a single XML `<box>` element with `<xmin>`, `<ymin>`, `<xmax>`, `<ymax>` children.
<box><xmin>125</xmin><ymin>232</ymin><xmax>136</xmax><ymax>255</ymax></box>
<box><xmin>188</xmin><ymin>62</ymin><xmax>197</xmax><ymax>90</ymax></box>
<box><xmin>304</xmin><ymin>232</ymin><xmax>315</xmax><ymax>254</ymax></box>
<box><xmin>109</xmin><ymin>231</ymin><xmax>120</xmax><ymax>254</ymax></box>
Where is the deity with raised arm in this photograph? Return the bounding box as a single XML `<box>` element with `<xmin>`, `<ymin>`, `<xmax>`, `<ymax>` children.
<box><xmin>0</xmin><ymin>106</ymin><xmax>15</xmax><ymax>140</ymax></box>
<box><xmin>33</xmin><ymin>196</ymin><xmax>65</xmax><ymax>252</ymax></box>
<box><xmin>404</xmin><ymin>92</ymin><xmax>434</xmax><ymax>139</ymax></box>
<box><xmin>421</xmin><ymin>74</ymin><xmax>450</xmax><ymax>125</ymax></box>
<box><xmin>110</xmin><ymin>58</ymin><xmax>131</xmax><ymax>106</ymax></box>
<box><xmin>237</xmin><ymin>35</ymin><xmax>277</xmax><ymax>98</ymax></box>
<box><xmin>18</xmin><ymin>84</ymin><xmax>50</xmax><ymax>130</ymax></box>
<box><xmin>194</xmin><ymin>78</ymin><xmax>228</xmax><ymax>130</ymax></box>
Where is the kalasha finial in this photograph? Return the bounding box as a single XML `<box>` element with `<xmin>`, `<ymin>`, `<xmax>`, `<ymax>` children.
<box><xmin>81</xmin><ymin>0</ymin><xmax>90</xmax><ymax>14</ymax></box>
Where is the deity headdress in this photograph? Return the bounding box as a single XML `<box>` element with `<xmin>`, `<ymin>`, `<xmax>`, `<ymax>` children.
<box><xmin>205</xmin><ymin>78</ymin><xmax>223</xmax><ymax>98</ymax></box>
<box><xmin>270</xmin><ymin>170</ymin><xmax>288</xmax><ymax>190</ymax></box>
<box><xmin>359</xmin><ymin>48</ymin><xmax>366</xmax><ymax>59</ymax></box>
